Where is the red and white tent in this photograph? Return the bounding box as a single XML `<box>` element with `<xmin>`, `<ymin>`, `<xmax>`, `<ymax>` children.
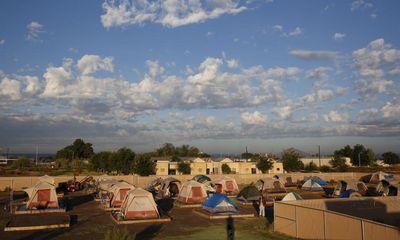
<box><xmin>24</xmin><ymin>181</ymin><xmax>59</xmax><ymax>209</ymax></box>
<box><xmin>212</xmin><ymin>176</ymin><xmax>239</xmax><ymax>195</ymax></box>
<box><xmin>177</xmin><ymin>180</ymin><xmax>208</xmax><ymax>204</ymax></box>
<box><xmin>109</xmin><ymin>181</ymin><xmax>135</xmax><ymax>207</ymax></box>
<box><xmin>120</xmin><ymin>188</ymin><xmax>159</xmax><ymax>220</ymax></box>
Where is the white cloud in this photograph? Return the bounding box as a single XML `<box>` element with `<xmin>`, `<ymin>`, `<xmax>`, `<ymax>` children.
<box><xmin>301</xmin><ymin>89</ymin><xmax>334</xmax><ymax>103</ymax></box>
<box><xmin>0</xmin><ymin>77</ymin><xmax>21</xmax><ymax>101</ymax></box>
<box><xmin>77</xmin><ymin>55</ymin><xmax>114</xmax><ymax>75</ymax></box>
<box><xmin>370</xmin><ymin>13</ymin><xmax>377</xmax><ymax>19</ymax></box>
<box><xmin>290</xmin><ymin>50</ymin><xmax>337</xmax><ymax>60</ymax></box>
<box><xmin>306</xmin><ymin>67</ymin><xmax>332</xmax><ymax>82</ymax></box>
<box><xmin>272</xmin><ymin>106</ymin><xmax>293</xmax><ymax>120</ymax></box>
<box><xmin>288</xmin><ymin>27</ymin><xmax>302</xmax><ymax>36</ymax></box>
<box><xmin>241</xmin><ymin>111</ymin><xmax>267</xmax><ymax>125</ymax></box>
<box><xmin>146</xmin><ymin>60</ymin><xmax>165</xmax><ymax>78</ymax></box>
<box><xmin>323</xmin><ymin>111</ymin><xmax>349</xmax><ymax>123</ymax></box>
<box><xmin>381</xmin><ymin>101</ymin><xmax>400</xmax><ymax>118</ymax></box>
<box><xmin>335</xmin><ymin>86</ymin><xmax>348</xmax><ymax>95</ymax></box>
<box><xmin>273</xmin><ymin>25</ymin><xmax>283</xmax><ymax>31</ymax></box>
<box><xmin>101</xmin><ymin>0</ymin><xmax>247</xmax><ymax>28</ymax></box>
<box><xmin>0</xmin><ymin>39</ymin><xmax>4</xmax><ymax>45</ymax></box>
<box><xmin>351</xmin><ymin>0</ymin><xmax>373</xmax><ymax>11</ymax></box>
<box><xmin>226</xmin><ymin>59</ymin><xmax>238</xmax><ymax>68</ymax></box>
<box><xmin>333</xmin><ymin>32</ymin><xmax>346</xmax><ymax>41</ymax></box>
<box><xmin>26</xmin><ymin>21</ymin><xmax>44</xmax><ymax>41</ymax></box>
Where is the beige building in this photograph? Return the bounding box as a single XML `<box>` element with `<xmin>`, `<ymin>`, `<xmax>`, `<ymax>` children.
<box><xmin>300</xmin><ymin>157</ymin><xmax>351</xmax><ymax>167</ymax></box>
<box><xmin>153</xmin><ymin>157</ymin><xmax>284</xmax><ymax>176</ymax></box>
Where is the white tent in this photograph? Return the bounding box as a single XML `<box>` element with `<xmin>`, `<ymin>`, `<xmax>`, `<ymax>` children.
<box><xmin>109</xmin><ymin>181</ymin><xmax>135</xmax><ymax>207</ymax></box>
<box><xmin>38</xmin><ymin>175</ymin><xmax>55</xmax><ymax>185</ymax></box>
<box><xmin>301</xmin><ymin>179</ymin><xmax>324</xmax><ymax>191</ymax></box>
<box><xmin>177</xmin><ymin>180</ymin><xmax>208</xmax><ymax>204</ymax></box>
<box><xmin>369</xmin><ymin>171</ymin><xmax>394</xmax><ymax>184</ymax></box>
<box><xmin>158</xmin><ymin>177</ymin><xmax>181</xmax><ymax>198</ymax></box>
<box><xmin>24</xmin><ymin>181</ymin><xmax>58</xmax><ymax>209</ymax></box>
<box><xmin>255</xmin><ymin>178</ymin><xmax>286</xmax><ymax>193</ymax></box>
<box><xmin>120</xmin><ymin>188</ymin><xmax>159</xmax><ymax>220</ymax></box>
<box><xmin>212</xmin><ymin>176</ymin><xmax>239</xmax><ymax>195</ymax></box>
<box><xmin>281</xmin><ymin>192</ymin><xmax>303</xmax><ymax>202</ymax></box>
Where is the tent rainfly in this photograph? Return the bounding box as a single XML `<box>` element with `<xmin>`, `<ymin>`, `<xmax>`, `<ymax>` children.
<box><xmin>192</xmin><ymin>175</ymin><xmax>212</xmax><ymax>183</ymax></box>
<box><xmin>202</xmin><ymin>193</ymin><xmax>237</xmax><ymax>214</ymax></box>
<box><xmin>120</xmin><ymin>188</ymin><xmax>159</xmax><ymax>220</ymax></box>
<box><xmin>158</xmin><ymin>177</ymin><xmax>181</xmax><ymax>198</ymax></box>
<box><xmin>177</xmin><ymin>180</ymin><xmax>208</xmax><ymax>204</ymax></box>
<box><xmin>212</xmin><ymin>177</ymin><xmax>239</xmax><ymax>195</ymax></box>
<box><xmin>237</xmin><ymin>185</ymin><xmax>260</xmax><ymax>202</ymax></box>
<box><xmin>23</xmin><ymin>181</ymin><xmax>59</xmax><ymax>209</ymax></box>
<box><xmin>255</xmin><ymin>178</ymin><xmax>286</xmax><ymax>193</ymax></box>
<box><xmin>281</xmin><ymin>192</ymin><xmax>303</xmax><ymax>202</ymax></box>
<box><xmin>109</xmin><ymin>181</ymin><xmax>135</xmax><ymax>207</ymax></box>
<box><xmin>301</xmin><ymin>179</ymin><xmax>324</xmax><ymax>191</ymax></box>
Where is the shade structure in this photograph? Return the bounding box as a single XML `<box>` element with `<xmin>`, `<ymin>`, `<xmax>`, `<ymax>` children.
<box><xmin>192</xmin><ymin>175</ymin><xmax>212</xmax><ymax>183</ymax></box>
<box><xmin>212</xmin><ymin>176</ymin><xmax>239</xmax><ymax>195</ymax></box>
<box><xmin>281</xmin><ymin>192</ymin><xmax>303</xmax><ymax>202</ymax></box>
<box><xmin>158</xmin><ymin>177</ymin><xmax>181</xmax><ymax>198</ymax></box>
<box><xmin>369</xmin><ymin>171</ymin><xmax>394</xmax><ymax>184</ymax></box>
<box><xmin>255</xmin><ymin>178</ymin><xmax>286</xmax><ymax>193</ymax></box>
<box><xmin>177</xmin><ymin>180</ymin><xmax>208</xmax><ymax>204</ymax></box>
<box><xmin>202</xmin><ymin>193</ymin><xmax>237</xmax><ymax>214</ymax></box>
<box><xmin>120</xmin><ymin>188</ymin><xmax>159</xmax><ymax>220</ymax></box>
<box><xmin>301</xmin><ymin>179</ymin><xmax>324</xmax><ymax>191</ymax></box>
<box><xmin>237</xmin><ymin>185</ymin><xmax>260</xmax><ymax>202</ymax></box>
<box><xmin>24</xmin><ymin>181</ymin><xmax>59</xmax><ymax>209</ymax></box>
<box><xmin>109</xmin><ymin>181</ymin><xmax>135</xmax><ymax>207</ymax></box>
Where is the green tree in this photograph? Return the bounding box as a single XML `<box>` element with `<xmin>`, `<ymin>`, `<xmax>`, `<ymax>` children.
<box><xmin>330</xmin><ymin>155</ymin><xmax>347</xmax><ymax>168</ymax></box>
<box><xmin>170</xmin><ymin>155</ymin><xmax>181</xmax><ymax>162</ymax></box>
<box><xmin>11</xmin><ymin>157</ymin><xmax>31</xmax><ymax>170</ymax></box>
<box><xmin>254</xmin><ymin>154</ymin><xmax>273</xmax><ymax>173</ymax></box>
<box><xmin>304</xmin><ymin>162</ymin><xmax>318</xmax><ymax>171</ymax></box>
<box><xmin>382</xmin><ymin>152</ymin><xmax>400</xmax><ymax>164</ymax></box>
<box><xmin>111</xmin><ymin>148</ymin><xmax>135</xmax><ymax>174</ymax></box>
<box><xmin>281</xmin><ymin>149</ymin><xmax>304</xmax><ymax>171</ymax></box>
<box><xmin>177</xmin><ymin>161</ymin><xmax>191</xmax><ymax>174</ymax></box>
<box><xmin>55</xmin><ymin>138</ymin><xmax>94</xmax><ymax>160</ymax></box>
<box><xmin>90</xmin><ymin>151</ymin><xmax>112</xmax><ymax>172</ymax></box>
<box><xmin>241</xmin><ymin>152</ymin><xmax>254</xmax><ymax>159</ymax></box>
<box><xmin>334</xmin><ymin>144</ymin><xmax>375</xmax><ymax>166</ymax></box>
<box><xmin>132</xmin><ymin>154</ymin><xmax>155</xmax><ymax>176</ymax></box>
<box><xmin>221</xmin><ymin>163</ymin><xmax>232</xmax><ymax>174</ymax></box>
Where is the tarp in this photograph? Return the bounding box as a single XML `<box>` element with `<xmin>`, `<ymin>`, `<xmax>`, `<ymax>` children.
<box><xmin>339</xmin><ymin>189</ymin><xmax>356</xmax><ymax>198</ymax></box>
<box><xmin>281</xmin><ymin>192</ymin><xmax>303</xmax><ymax>202</ymax></box>
<box><xmin>192</xmin><ymin>175</ymin><xmax>211</xmax><ymax>183</ymax></box>
<box><xmin>109</xmin><ymin>181</ymin><xmax>135</xmax><ymax>207</ymax></box>
<box><xmin>202</xmin><ymin>193</ymin><xmax>237</xmax><ymax>214</ymax></box>
<box><xmin>301</xmin><ymin>179</ymin><xmax>324</xmax><ymax>191</ymax></box>
<box><xmin>120</xmin><ymin>188</ymin><xmax>159</xmax><ymax>220</ymax></box>
<box><xmin>333</xmin><ymin>179</ymin><xmax>367</xmax><ymax>196</ymax></box>
<box><xmin>212</xmin><ymin>177</ymin><xmax>239</xmax><ymax>195</ymax></box>
<box><xmin>24</xmin><ymin>181</ymin><xmax>59</xmax><ymax>209</ymax></box>
<box><xmin>313</xmin><ymin>177</ymin><xmax>328</xmax><ymax>186</ymax></box>
<box><xmin>177</xmin><ymin>180</ymin><xmax>208</xmax><ymax>203</ymax></box>
<box><xmin>237</xmin><ymin>185</ymin><xmax>260</xmax><ymax>202</ymax></box>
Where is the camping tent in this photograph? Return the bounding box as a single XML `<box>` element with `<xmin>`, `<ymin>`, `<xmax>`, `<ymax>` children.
<box><xmin>274</xmin><ymin>174</ymin><xmax>296</xmax><ymax>187</ymax></box>
<box><xmin>23</xmin><ymin>181</ymin><xmax>59</xmax><ymax>209</ymax></box>
<box><xmin>302</xmin><ymin>179</ymin><xmax>324</xmax><ymax>191</ymax></box>
<box><xmin>98</xmin><ymin>178</ymin><xmax>119</xmax><ymax>192</ymax></box>
<box><xmin>158</xmin><ymin>177</ymin><xmax>181</xmax><ymax>198</ymax></box>
<box><xmin>236</xmin><ymin>185</ymin><xmax>260</xmax><ymax>202</ymax></box>
<box><xmin>120</xmin><ymin>188</ymin><xmax>159</xmax><ymax>220</ymax></box>
<box><xmin>202</xmin><ymin>193</ymin><xmax>237</xmax><ymax>214</ymax></box>
<box><xmin>192</xmin><ymin>175</ymin><xmax>212</xmax><ymax>183</ymax></box>
<box><xmin>255</xmin><ymin>178</ymin><xmax>286</xmax><ymax>193</ymax></box>
<box><xmin>109</xmin><ymin>181</ymin><xmax>135</xmax><ymax>207</ymax></box>
<box><xmin>369</xmin><ymin>171</ymin><xmax>394</xmax><ymax>184</ymax></box>
<box><xmin>212</xmin><ymin>177</ymin><xmax>239</xmax><ymax>195</ymax></box>
<box><xmin>38</xmin><ymin>175</ymin><xmax>55</xmax><ymax>185</ymax></box>
<box><xmin>177</xmin><ymin>180</ymin><xmax>208</xmax><ymax>204</ymax></box>
<box><xmin>334</xmin><ymin>179</ymin><xmax>368</xmax><ymax>196</ymax></box>
<box><xmin>281</xmin><ymin>192</ymin><xmax>303</xmax><ymax>202</ymax></box>
<box><xmin>376</xmin><ymin>180</ymin><xmax>399</xmax><ymax>196</ymax></box>
<box><xmin>312</xmin><ymin>177</ymin><xmax>328</xmax><ymax>186</ymax></box>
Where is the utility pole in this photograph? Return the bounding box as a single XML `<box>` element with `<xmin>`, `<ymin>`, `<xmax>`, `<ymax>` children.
<box><xmin>317</xmin><ymin>145</ymin><xmax>321</xmax><ymax>168</ymax></box>
<box><xmin>35</xmin><ymin>145</ymin><xmax>38</xmax><ymax>166</ymax></box>
<box><xmin>358</xmin><ymin>152</ymin><xmax>361</xmax><ymax>167</ymax></box>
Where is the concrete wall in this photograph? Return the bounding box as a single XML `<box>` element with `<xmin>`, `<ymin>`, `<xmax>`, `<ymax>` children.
<box><xmin>0</xmin><ymin>172</ymin><xmax>391</xmax><ymax>191</ymax></box>
<box><xmin>274</xmin><ymin>200</ymin><xmax>400</xmax><ymax>240</ymax></box>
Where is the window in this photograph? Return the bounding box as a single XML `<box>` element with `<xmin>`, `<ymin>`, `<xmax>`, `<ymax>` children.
<box><xmin>276</xmin><ymin>168</ymin><xmax>280</xmax><ymax>171</ymax></box>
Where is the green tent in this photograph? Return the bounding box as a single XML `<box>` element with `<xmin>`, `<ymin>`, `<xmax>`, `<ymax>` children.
<box><xmin>192</xmin><ymin>175</ymin><xmax>211</xmax><ymax>183</ymax></box>
<box><xmin>236</xmin><ymin>185</ymin><xmax>260</xmax><ymax>202</ymax></box>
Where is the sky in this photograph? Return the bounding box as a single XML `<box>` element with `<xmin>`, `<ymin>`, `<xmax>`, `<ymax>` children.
<box><xmin>0</xmin><ymin>0</ymin><xmax>400</xmax><ymax>155</ymax></box>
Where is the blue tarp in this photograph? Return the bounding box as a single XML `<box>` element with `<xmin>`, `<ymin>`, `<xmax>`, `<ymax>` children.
<box><xmin>202</xmin><ymin>193</ymin><xmax>237</xmax><ymax>209</ymax></box>
<box><xmin>339</xmin><ymin>189</ymin><xmax>356</xmax><ymax>198</ymax></box>
<box><xmin>313</xmin><ymin>177</ymin><xmax>328</xmax><ymax>186</ymax></box>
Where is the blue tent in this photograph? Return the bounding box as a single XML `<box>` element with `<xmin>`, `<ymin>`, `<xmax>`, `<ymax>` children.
<box><xmin>313</xmin><ymin>177</ymin><xmax>329</xmax><ymax>186</ymax></box>
<box><xmin>339</xmin><ymin>189</ymin><xmax>356</xmax><ymax>198</ymax></box>
<box><xmin>202</xmin><ymin>193</ymin><xmax>237</xmax><ymax>214</ymax></box>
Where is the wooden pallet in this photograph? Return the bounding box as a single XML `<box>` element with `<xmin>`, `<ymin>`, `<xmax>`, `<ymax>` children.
<box><xmin>173</xmin><ymin>202</ymin><xmax>202</xmax><ymax>208</ymax></box>
<box><xmin>193</xmin><ymin>209</ymin><xmax>255</xmax><ymax>220</ymax></box>
<box><xmin>14</xmin><ymin>208</ymin><xmax>66</xmax><ymax>215</ymax></box>
<box><xmin>4</xmin><ymin>223</ymin><xmax>70</xmax><ymax>232</ymax></box>
<box><xmin>110</xmin><ymin>214</ymin><xmax>171</xmax><ymax>225</ymax></box>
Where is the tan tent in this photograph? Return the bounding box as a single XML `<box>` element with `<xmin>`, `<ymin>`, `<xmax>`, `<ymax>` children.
<box><xmin>24</xmin><ymin>181</ymin><xmax>59</xmax><ymax>209</ymax></box>
<box><xmin>212</xmin><ymin>176</ymin><xmax>239</xmax><ymax>195</ymax></box>
<box><xmin>334</xmin><ymin>179</ymin><xmax>368</xmax><ymax>196</ymax></box>
<box><xmin>255</xmin><ymin>178</ymin><xmax>286</xmax><ymax>193</ymax></box>
<box><xmin>97</xmin><ymin>177</ymin><xmax>119</xmax><ymax>192</ymax></box>
<box><xmin>376</xmin><ymin>180</ymin><xmax>399</xmax><ymax>196</ymax></box>
<box><xmin>158</xmin><ymin>177</ymin><xmax>181</xmax><ymax>198</ymax></box>
<box><xmin>177</xmin><ymin>180</ymin><xmax>208</xmax><ymax>204</ymax></box>
<box><xmin>369</xmin><ymin>171</ymin><xmax>394</xmax><ymax>184</ymax></box>
<box><xmin>38</xmin><ymin>175</ymin><xmax>55</xmax><ymax>185</ymax></box>
<box><xmin>120</xmin><ymin>188</ymin><xmax>159</xmax><ymax>220</ymax></box>
<box><xmin>109</xmin><ymin>181</ymin><xmax>135</xmax><ymax>207</ymax></box>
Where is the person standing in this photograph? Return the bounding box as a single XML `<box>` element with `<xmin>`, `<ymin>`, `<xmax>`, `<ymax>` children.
<box><xmin>259</xmin><ymin>193</ymin><xmax>265</xmax><ymax>217</ymax></box>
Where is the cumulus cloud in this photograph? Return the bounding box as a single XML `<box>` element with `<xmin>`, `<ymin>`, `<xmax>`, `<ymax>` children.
<box><xmin>323</xmin><ymin>111</ymin><xmax>349</xmax><ymax>123</ymax></box>
<box><xmin>26</xmin><ymin>21</ymin><xmax>44</xmax><ymax>41</ymax></box>
<box><xmin>351</xmin><ymin>0</ymin><xmax>373</xmax><ymax>11</ymax></box>
<box><xmin>301</xmin><ymin>89</ymin><xmax>334</xmax><ymax>103</ymax></box>
<box><xmin>333</xmin><ymin>32</ymin><xmax>346</xmax><ymax>41</ymax></box>
<box><xmin>241</xmin><ymin>111</ymin><xmax>267</xmax><ymax>125</ymax></box>
<box><xmin>290</xmin><ymin>50</ymin><xmax>337</xmax><ymax>60</ymax></box>
<box><xmin>288</xmin><ymin>27</ymin><xmax>302</xmax><ymax>36</ymax></box>
<box><xmin>77</xmin><ymin>55</ymin><xmax>114</xmax><ymax>75</ymax></box>
<box><xmin>101</xmin><ymin>0</ymin><xmax>247</xmax><ymax>28</ymax></box>
<box><xmin>0</xmin><ymin>77</ymin><xmax>21</xmax><ymax>101</ymax></box>
<box><xmin>272</xmin><ymin>106</ymin><xmax>293</xmax><ymax>120</ymax></box>
<box><xmin>381</xmin><ymin>100</ymin><xmax>400</xmax><ymax>118</ymax></box>
<box><xmin>0</xmin><ymin>39</ymin><xmax>4</xmax><ymax>45</ymax></box>
<box><xmin>226</xmin><ymin>59</ymin><xmax>238</xmax><ymax>68</ymax></box>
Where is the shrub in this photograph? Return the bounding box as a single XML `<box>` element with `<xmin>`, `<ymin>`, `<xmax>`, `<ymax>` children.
<box><xmin>104</xmin><ymin>227</ymin><xmax>133</xmax><ymax>240</ymax></box>
<box><xmin>221</xmin><ymin>163</ymin><xmax>231</xmax><ymax>174</ymax></box>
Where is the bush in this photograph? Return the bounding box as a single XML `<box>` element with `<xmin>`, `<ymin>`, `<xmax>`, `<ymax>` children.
<box><xmin>221</xmin><ymin>163</ymin><xmax>231</xmax><ymax>174</ymax></box>
<box><xmin>319</xmin><ymin>166</ymin><xmax>331</xmax><ymax>172</ymax></box>
<box><xmin>11</xmin><ymin>157</ymin><xmax>32</xmax><ymax>170</ymax></box>
<box><xmin>305</xmin><ymin>162</ymin><xmax>318</xmax><ymax>171</ymax></box>
<box><xmin>104</xmin><ymin>227</ymin><xmax>133</xmax><ymax>240</ymax></box>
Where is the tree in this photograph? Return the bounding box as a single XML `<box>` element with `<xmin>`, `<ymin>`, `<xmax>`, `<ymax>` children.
<box><xmin>11</xmin><ymin>157</ymin><xmax>31</xmax><ymax>170</ymax></box>
<box><xmin>170</xmin><ymin>155</ymin><xmax>181</xmax><ymax>162</ymax></box>
<box><xmin>90</xmin><ymin>151</ymin><xmax>112</xmax><ymax>172</ymax></box>
<box><xmin>177</xmin><ymin>161</ymin><xmax>191</xmax><ymax>174</ymax></box>
<box><xmin>330</xmin><ymin>155</ymin><xmax>347</xmax><ymax>168</ymax></box>
<box><xmin>133</xmin><ymin>154</ymin><xmax>155</xmax><ymax>176</ymax></box>
<box><xmin>221</xmin><ymin>163</ymin><xmax>231</xmax><ymax>174</ymax></box>
<box><xmin>241</xmin><ymin>152</ymin><xmax>254</xmax><ymax>160</ymax></box>
<box><xmin>110</xmin><ymin>148</ymin><xmax>135</xmax><ymax>174</ymax></box>
<box><xmin>281</xmin><ymin>149</ymin><xmax>304</xmax><ymax>171</ymax></box>
<box><xmin>254</xmin><ymin>154</ymin><xmax>273</xmax><ymax>173</ymax></box>
<box><xmin>334</xmin><ymin>144</ymin><xmax>375</xmax><ymax>166</ymax></box>
<box><xmin>55</xmin><ymin>139</ymin><xmax>94</xmax><ymax>160</ymax></box>
<box><xmin>304</xmin><ymin>162</ymin><xmax>318</xmax><ymax>171</ymax></box>
<box><xmin>382</xmin><ymin>152</ymin><xmax>400</xmax><ymax>164</ymax></box>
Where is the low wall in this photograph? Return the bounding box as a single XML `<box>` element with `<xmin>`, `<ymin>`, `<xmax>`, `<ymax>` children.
<box><xmin>0</xmin><ymin>172</ymin><xmax>387</xmax><ymax>191</ymax></box>
<box><xmin>274</xmin><ymin>198</ymin><xmax>400</xmax><ymax>240</ymax></box>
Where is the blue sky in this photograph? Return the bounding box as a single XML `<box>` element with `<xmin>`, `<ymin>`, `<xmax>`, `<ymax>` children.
<box><xmin>0</xmin><ymin>0</ymin><xmax>399</xmax><ymax>155</ymax></box>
